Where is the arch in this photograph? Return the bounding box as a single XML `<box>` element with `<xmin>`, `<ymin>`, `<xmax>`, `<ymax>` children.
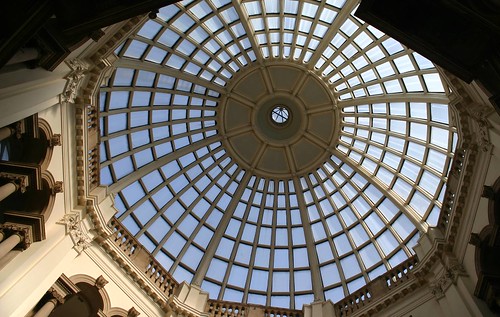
<box><xmin>69</xmin><ymin>274</ymin><xmax>112</xmax><ymax>315</ymax></box>
<box><xmin>39</xmin><ymin>170</ymin><xmax>60</xmax><ymax>221</ymax></box>
<box><xmin>0</xmin><ymin>171</ymin><xmax>57</xmax><ymax>220</ymax></box>
<box><xmin>37</xmin><ymin>118</ymin><xmax>57</xmax><ymax>170</ymax></box>
<box><xmin>0</xmin><ymin>115</ymin><xmax>41</xmax><ymax>163</ymax></box>
<box><xmin>472</xmin><ymin>176</ymin><xmax>500</xmax><ymax>313</ymax></box>
<box><xmin>107</xmin><ymin>307</ymin><xmax>129</xmax><ymax>317</ymax></box>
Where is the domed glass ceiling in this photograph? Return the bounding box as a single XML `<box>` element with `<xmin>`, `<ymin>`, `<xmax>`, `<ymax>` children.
<box><xmin>98</xmin><ymin>0</ymin><xmax>457</xmax><ymax>310</ymax></box>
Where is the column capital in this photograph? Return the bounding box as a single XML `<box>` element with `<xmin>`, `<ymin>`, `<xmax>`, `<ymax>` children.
<box><xmin>429</xmin><ymin>260</ymin><xmax>467</xmax><ymax>300</ymax></box>
<box><xmin>48</xmin><ymin>287</ymin><xmax>66</xmax><ymax>305</ymax></box>
<box><xmin>0</xmin><ymin>224</ymin><xmax>32</xmax><ymax>250</ymax></box>
<box><xmin>430</xmin><ymin>281</ymin><xmax>446</xmax><ymax>300</ymax></box>
<box><xmin>3</xmin><ymin>212</ymin><xmax>46</xmax><ymax>242</ymax></box>
<box><xmin>0</xmin><ymin>173</ymin><xmax>28</xmax><ymax>193</ymax></box>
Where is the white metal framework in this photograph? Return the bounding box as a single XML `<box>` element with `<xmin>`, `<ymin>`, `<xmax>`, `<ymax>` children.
<box><xmin>98</xmin><ymin>0</ymin><xmax>457</xmax><ymax>310</ymax></box>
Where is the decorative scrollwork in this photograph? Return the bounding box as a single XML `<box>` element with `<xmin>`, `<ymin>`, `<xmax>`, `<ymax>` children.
<box><xmin>95</xmin><ymin>275</ymin><xmax>109</xmax><ymax>290</ymax></box>
<box><xmin>52</xmin><ymin>181</ymin><xmax>63</xmax><ymax>194</ymax></box>
<box><xmin>58</xmin><ymin>213</ymin><xmax>92</xmax><ymax>254</ymax></box>
<box><xmin>60</xmin><ymin>59</ymin><xmax>89</xmax><ymax>104</ymax></box>
<box><xmin>50</xmin><ymin>134</ymin><xmax>62</xmax><ymax>147</ymax></box>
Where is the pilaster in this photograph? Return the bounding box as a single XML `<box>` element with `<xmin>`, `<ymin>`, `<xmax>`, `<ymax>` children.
<box><xmin>303</xmin><ymin>300</ymin><xmax>336</xmax><ymax>317</ymax></box>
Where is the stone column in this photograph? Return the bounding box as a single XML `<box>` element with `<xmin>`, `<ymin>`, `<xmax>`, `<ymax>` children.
<box><xmin>0</xmin><ymin>225</ymin><xmax>31</xmax><ymax>258</ymax></box>
<box><xmin>33</xmin><ymin>298</ymin><xmax>58</xmax><ymax>317</ymax></box>
<box><xmin>33</xmin><ymin>287</ymin><xmax>65</xmax><ymax>317</ymax></box>
<box><xmin>0</xmin><ymin>233</ymin><xmax>22</xmax><ymax>258</ymax></box>
<box><xmin>0</xmin><ymin>182</ymin><xmax>19</xmax><ymax>202</ymax></box>
<box><xmin>0</xmin><ymin>126</ymin><xmax>15</xmax><ymax>141</ymax></box>
<box><xmin>0</xmin><ymin>174</ymin><xmax>27</xmax><ymax>202</ymax></box>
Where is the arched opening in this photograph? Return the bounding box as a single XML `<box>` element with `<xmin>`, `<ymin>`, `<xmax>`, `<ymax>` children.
<box><xmin>0</xmin><ymin>117</ymin><xmax>60</xmax><ymax>262</ymax></box>
<box><xmin>473</xmin><ymin>177</ymin><xmax>500</xmax><ymax>313</ymax></box>
<box><xmin>0</xmin><ymin>116</ymin><xmax>50</xmax><ymax>165</ymax></box>
<box><xmin>49</xmin><ymin>282</ymin><xmax>104</xmax><ymax>317</ymax></box>
<box><xmin>0</xmin><ymin>178</ymin><xmax>50</xmax><ymax>215</ymax></box>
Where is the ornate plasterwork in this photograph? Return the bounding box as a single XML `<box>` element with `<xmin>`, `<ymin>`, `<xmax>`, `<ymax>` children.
<box><xmin>430</xmin><ymin>263</ymin><xmax>467</xmax><ymax>300</ymax></box>
<box><xmin>444</xmin><ymin>70</ymin><xmax>494</xmax><ymax>153</ymax></box>
<box><xmin>58</xmin><ymin>213</ymin><xmax>92</xmax><ymax>254</ymax></box>
<box><xmin>95</xmin><ymin>275</ymin><xmax>109</xmax><ymax>290</ymax></box>
<box><xmin>50</xmin><ymin>134</ymin><xmax>62</xmax><ymax>147</ymax></box>
<box><xmin>52</xmin><ymin>181</ymin><xmax>64</xmax><ymax>194</ymax></box>
<box><xmin>48</xmin><ymin>286</ymin><xmax>66</xmax><ymax>304</ymax></box>
<box><xmin>60</xmin><ymin>59</ymin><xmax>89</xmax><ymax>104</ymax></box>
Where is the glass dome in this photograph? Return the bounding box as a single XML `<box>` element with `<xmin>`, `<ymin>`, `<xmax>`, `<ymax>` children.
<box><xmin>98</xmin><ymin>0</ymin><xmax>457</xmax><ymax>310</ymax></box>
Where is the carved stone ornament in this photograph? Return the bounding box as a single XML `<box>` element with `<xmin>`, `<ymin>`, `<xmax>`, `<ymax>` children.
<box><xmin>448</xmin><ymin>263</ymin><xmax>467</xmax><ymax>280</ymax></box>
<box><xmin>0</xmin><ymin>224</ymin><xmax>32</xmax><ymax>250</ymax></box>
<box><xmin>469</xmin><ymin>232</ymin><xmax>482</xmax><ymax>247</ymax></box>
<box><xmin>430</xmin><ymin>263</ymin><xmax>467</xmax><ymax>300</ymax></box>
<box><xmin>0</xmin><ymin>173</ymin><xmax>28</xmax><ymax>194</ymax></box>
<box><xmin>128</xmin><ymin>307</ymin><xmax>140</xmax><ymax>317</ymax></box>
<box><xmin>48</xmin><ymin>287</ymin><xmax>66</xmax><ymax>304</ymax></box>
<box><xmin>52</xmin><ymin>181</ymin><xmax>64</xmax><ymax>194</ymax></box>
<box><xmin>95</xmin><ymin>275</ymin><xmax>109</xmax><ymax>290</ymax></box>
<box><xmin>58</xmin><ymin>213</ymin><xmax>92</xmax><ymax>254</ymax></box>
<box><xmin>60</xmin><ymin>59</ymin><xmax>89</xmax><ymax>104</ymax></box>
<box><xmin>430</xmin><ymin>282</ymin><xmax>446</xmax><ymax>299</ymax></box>
<box><xmin>50</xmin><ymin>134</ymin><xmax>62</xmax><ymax>147</ymax></box>
<box><xmin>454</xmin><ymin>82</ymin><xmax>493</xmax><ymax>153</ymax></box>
<box><xmin>475</xmin><ymin>116</ymin><xmax>493</xmax><ymax>152</ymax></box>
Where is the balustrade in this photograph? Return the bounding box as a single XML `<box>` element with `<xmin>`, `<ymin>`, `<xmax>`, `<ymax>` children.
<box><xmin>336</xmin><ymin>255</ymin><xmax>418</xmax><ymax>316</ymax></box>
<box><xmin>437</xmin><ymin>148</ymin><xmax>467</xmax><ymax>232</ymax></box>
<box><xmin>109</xmin><ymin>220</ymin><xmax>178</xmax><ymax>298</ymax></box>
<box><xmin>206</xmin><ymin>300</ymin><xmax>303</xmax><ymax>317</ymax></box>
<box><xmin>207</xmin><ymin>300</ymin><xmax>246</xmax><ymax>317</ymax></box>
<box><xmin>87</xmin><ymin>145</ymin><xmax>100</xmax><ymax>190</ymax></box>
<box><xmin>263</xmin><ymin>307</ymin><xmax>303</xmax><ymax>317</ymax></box>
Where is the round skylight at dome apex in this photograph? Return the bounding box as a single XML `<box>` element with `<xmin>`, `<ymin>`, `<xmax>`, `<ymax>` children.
<box><xmin>219</xmin><ymin>63</ymin><xmax>339</xmax><ymax>178</ymax></box>
<box><xmin>271</xmin><ymin>105</ymin><xmax>290</xmax><ymax>125</ymax></box>
<box><xmin>99</xmin><ymin>0</ymin><xmax>457</xmax><ymax>310</ymax></box>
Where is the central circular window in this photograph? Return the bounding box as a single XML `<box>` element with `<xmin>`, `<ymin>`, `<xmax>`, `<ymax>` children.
<box><xmin>271</xmin><ymin>105</ymin><xmax>290</xmax><ymax>125</ymax></box>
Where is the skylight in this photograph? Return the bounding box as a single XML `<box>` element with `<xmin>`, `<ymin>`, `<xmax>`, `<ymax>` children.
<box><xmin>99</xmin><ymin>0</ymin><xmax>456</xmax><ymax>310</ymax></box>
